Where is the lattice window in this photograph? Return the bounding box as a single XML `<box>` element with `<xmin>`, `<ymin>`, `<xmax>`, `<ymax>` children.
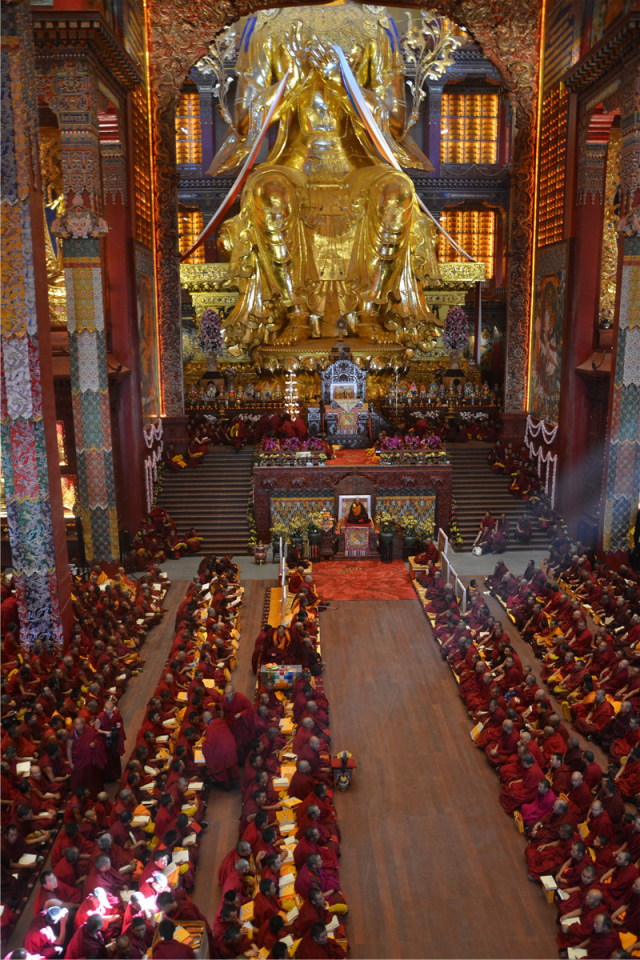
<box><xmin>440</xmin><ymin>92</ymin><xmax>498</xmax><ymax>164</ymax></box>
<box><xmin>131</xmin><ymin>86</ymin><xmax>152</xmax><ymax>248</ymax></box>
<box><xmin>178</xmin><ymin>207</ymin><xmax>204</xmax><ymax>264</ymax></box>
<box><xmin>438</xmin><ymin>209</ymin><xmax>495</xmax><ymax>280</ymax></box>
<box><xmin>538</xmin><ymin>85</ymin><xmax>568</xmax><ymax>247</ymax></box>
<box><xmin>175</xmin><ymin>92</ymin><xmax>202</xmax><ymax>166</ymax></box>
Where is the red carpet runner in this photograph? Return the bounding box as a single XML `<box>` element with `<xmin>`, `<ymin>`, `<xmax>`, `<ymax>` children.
<box><xmin>312</xmin><ymin>559</ymin><xmax>415</xmax><ymax>601</ymax></box>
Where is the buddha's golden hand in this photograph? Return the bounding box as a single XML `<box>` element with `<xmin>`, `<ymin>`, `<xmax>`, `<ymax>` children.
<box><xmin>284</xmin><ymin>22</ymin><xmax>311</xmax><ymax>86</ymax></box>
<box><xmin>307</xmin><ymin>36</ymin><xmax>344</xmax><ymax>91</ymax></box>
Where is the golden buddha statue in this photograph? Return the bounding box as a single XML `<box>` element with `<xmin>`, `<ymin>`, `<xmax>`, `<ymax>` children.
<box><xmin>208</xmin><ymin>2</ymin><xmax>443</xmax><ymax>356</ymax></box>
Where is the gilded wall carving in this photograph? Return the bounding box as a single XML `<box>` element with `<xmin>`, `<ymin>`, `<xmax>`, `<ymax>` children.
<box><xmin>146</xmin><ymin>0</ymin><xmax>542</xmax><ymax>415</ymax></box>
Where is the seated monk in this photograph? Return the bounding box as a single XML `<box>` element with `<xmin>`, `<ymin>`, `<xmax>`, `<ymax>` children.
<box><xmin>346</xmin><ymin>499</ymin><xmax>369</xmax><ymax>525</ymax></box>
<box><xmin>289</xmin><ymin>566</ymin><xmax>306</xmax><ymax>595</ymax></box>
<box><xmin>296</xmin><ymin>922</ymin><xmax>347</xmax><ymax>959</ymax></box>
<box><xmin>152</xmin><ymin>918</ymin><xmax>196</xmax><ymax>958</ymax></box>
<box><xmin>164</xmin><ymin>444</ymin><xmax>186</xmax><ymax>471</ymax></box>
<box><xmin>414</xmin><ymin>537</ymin><xmax>439</xmax><ymax>565</ymax></box>
<box><xmin>473</xmin><ymin>511</ymin><xmax>495</xmax><ymax>551</ymax></box>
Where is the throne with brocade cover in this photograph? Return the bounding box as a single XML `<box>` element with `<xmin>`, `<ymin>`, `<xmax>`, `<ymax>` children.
<box><xmin>307</xmin><ymin>357</ymin><xmax>372</xmax><ymax>447</ymax></box>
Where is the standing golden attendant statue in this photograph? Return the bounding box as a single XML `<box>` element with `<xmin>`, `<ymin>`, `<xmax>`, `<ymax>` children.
<box><xmin>207</xmin><ymin>2</ymin><xmax>456</xmax><ymax>357</ymax></box>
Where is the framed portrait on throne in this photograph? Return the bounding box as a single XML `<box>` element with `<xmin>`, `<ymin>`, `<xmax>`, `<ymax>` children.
<box><xmin>331</xmin><ymin>383</ymin><xmax>357</xmax><ymax>402</ymax></box>
<box><xmin>338</xmin><ymin>495</ymin><xmax>373</xmax><ymax>524</ymax></box>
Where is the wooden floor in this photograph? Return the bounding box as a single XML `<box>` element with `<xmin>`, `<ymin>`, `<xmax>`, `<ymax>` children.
<box><xmin>323</xmin><ymin>598</ymin><xmax>560</xmax><ymax>959</ymax></box>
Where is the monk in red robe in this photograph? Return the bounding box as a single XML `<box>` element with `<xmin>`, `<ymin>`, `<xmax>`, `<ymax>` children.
<box><xmin>23</xmin><ymin>906</ymin><xmax>70</xmax><ymax>958</ymax></box>
<box><xmin>525</xmin><ymin>822</ymin><xmax>576</xmax><ymax>881</ymax></box>
<box><xmin>253</xmin><ymin>877</ymin><xmax>282</xmax><ymax>928</ymax></box>
<box><xmin>296</xmin><ymin>923</ymin><xmax>347</xmax><ymax>959</ymax></box>
<box><xmin>66</xmin><ymin>716</ymin><xmax>102</xmax><ymax>797</ymax></box>
<box><xmin>221</xmin><ymin>683</ymin><xmax>255</xmax><ymax>760</ymax></box>
<box><xmin>202</xmin><ymin>708</ymin><xmax>239</xmax><ymax>790</ymax></box>
<box><xmin>414</xmin><ymin>538</ymin><xmax>438</xmax><ymax>565</ymax></box>
<box><xmin>152</xmin><ymin>919</ymin><xmax>196</xmax><ymax>958</ymax></box>
<box><xmin>601</xmin><ymin>850</ymin><xmax>639</xmax><ymax>912</ymax></box>
<box><xmin>65</xmin><ymin>914</ymin><xmax>107</xmax><ymax>959</ymax></box>
<box><xmin>499</xmin><ymin>754</ymin><xmax>544</xmax><ymax>814</ymax></box>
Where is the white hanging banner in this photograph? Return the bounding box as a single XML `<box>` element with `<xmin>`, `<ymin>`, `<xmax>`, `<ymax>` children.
<box><xmin>524</xmin><ymin>415</ymin><xmax>558</xmax><ymax>506</ymax></box>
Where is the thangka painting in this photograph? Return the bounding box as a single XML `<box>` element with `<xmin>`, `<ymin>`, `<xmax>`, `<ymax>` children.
<box><xmin>530</xmin><ymin>241</ymin><xmax>569</xmax><ymax>424</ymax></box>
<box><xmin>271</xmin><ymin>494</ymin><xmax>334</xmax><ymax>528</ymax></box>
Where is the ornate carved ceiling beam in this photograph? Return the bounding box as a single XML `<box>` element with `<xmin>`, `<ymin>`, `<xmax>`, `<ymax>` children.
<box><xmin>31</xmin><ymin>12</ymin><xmax>142</xmax><ymax>91</ymax></box>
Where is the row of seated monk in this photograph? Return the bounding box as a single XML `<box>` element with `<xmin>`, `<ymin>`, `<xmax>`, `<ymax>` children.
<box><xmin>414</xmin><ymin>550</ymin><xmax>640</xmax><ymax>958</ymax></box>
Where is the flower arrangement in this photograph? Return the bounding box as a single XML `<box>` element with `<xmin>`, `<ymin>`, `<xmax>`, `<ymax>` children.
<box><xmin>380</xmin><ymin>436</ymin><xmax>404</xmax><ymax>450</ymax></box>
<box><xmin>307</xmin><ymin>511</ymin><xmax>325</xmax><ymax>533</ymax></box>
<box><xmin>270</xmin><ymin>522</ymin><xmax>287</xmax><ymax>541</ymax></box>
<box><xmin>198</xmin><ymin>309</ymin><xmax>223</xmax><ymax>356</ymax></box>
<box><xmin>398</xmin><ymin>513</ymin><xmax>418</xmax><ymax>533</ymax></box>
<box><xmin>255</xmin><ymin>436</ymin><xmax>327</xmax><ymax>464</ymax></box>
<box><xmin>377</xmin><ymin>510</ymin><xmax>397</xmax><ymax>533</ymax></box>
<box><xmin>282</xmin><ymin>437</ymin><xmax>301</xmax><ymax>453</ymax></box>
<box><xmin>416</xmin><ymin>518</ymin><xmax>435</xmax><ymax>541</ymax></box>
<box><xmin>442</xmin><ymin>305</ymin><xmax>469</xmax><ymax>354</ymax></box>
<box><xmin>450</xmin><ymin>498</ymin><xmax>463</xmax><ymax>548</ymax></box>
<box><xmin>288</xmin><ymin>518</ymin><xmax>306</xmax><ymax>540</ymax></box>
<box><xmin>246</xmin><ymin>492</ymin><xmax>257</xmax><ymax>551</ymax></box>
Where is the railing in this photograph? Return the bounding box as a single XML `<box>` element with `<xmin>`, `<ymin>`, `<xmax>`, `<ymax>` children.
<box><xmin>437</xmin><ymin>527</ymin><xmax>449</xmax><ymax>558</ymax></box>
<box><xmin>279</xmin><ymin>539</ymin><xmax>287</xmax><ymax>623</ymax></box>
<box><xmin>438</xmin><ymin>526</ymin><xmax>466</xmax><ymax>612</ymax></box>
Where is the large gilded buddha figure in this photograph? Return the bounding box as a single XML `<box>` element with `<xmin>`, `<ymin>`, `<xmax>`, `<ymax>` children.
<box><xmin>208</xmin><ymin>2</ymin><xmax>442</xmax><ymax>355</ymax></box>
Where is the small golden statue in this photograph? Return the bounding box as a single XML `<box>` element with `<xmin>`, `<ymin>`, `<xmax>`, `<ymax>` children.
<box><xmin>208</xmin><ymin>2</ymin><xmax>448</xmax><ymax>357</ymax></box>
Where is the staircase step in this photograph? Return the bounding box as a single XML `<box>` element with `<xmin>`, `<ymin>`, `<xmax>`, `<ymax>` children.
<box><xmin>159</xmin><ymin>447</ymin><xmax>254</xmax><ymax>555</ymax></box>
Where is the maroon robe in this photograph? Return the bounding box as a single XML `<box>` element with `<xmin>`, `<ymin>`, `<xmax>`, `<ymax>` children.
<box><xmin>152</xmin><ymin>942</ymin><xmax>196</xmax><ymax>959</ymax></box>
<box><xmin>65</xmin><ymin>924</ymin><xmax>106</xmax><ymax>959</ymax></box>
<box><xmin>499</xmin><ymin>762</ymin><xmax>544</xmax><ymax>814</ymax></box>
<box><xmin>70</xmin><ymin>725</ymin><xmax>102</xmax><ymax>796</ymax></box>
<box><xmin>202</xmin><ymin>717</ymin><xmax>239</xmax><ymax>786</ymax></box>
<box><xmin>296</xmin><ymin>930</ymin><xmax>347</xmax><ymax>959</ymax></box>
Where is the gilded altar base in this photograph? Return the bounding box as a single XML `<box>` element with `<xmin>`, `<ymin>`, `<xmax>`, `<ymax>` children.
<box><xmin>181</xmin><ymin>259</ymin><xmax>485</xmax><ymax>389</ymax></box>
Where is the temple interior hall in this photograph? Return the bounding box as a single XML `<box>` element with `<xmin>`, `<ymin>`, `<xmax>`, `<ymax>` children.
<box><xmin>2</xmin><ymin>0</ymin><xmax>640</xmax><ymax>958</ymax></box>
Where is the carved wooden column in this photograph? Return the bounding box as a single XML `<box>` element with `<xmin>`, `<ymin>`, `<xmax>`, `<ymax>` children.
<box><xmin>503</xmin><ymin>98</ymin><xmax>538</xmax><ymax>424</ymax></box>
<box><xmin>150</xmin><ymin>95</ymin><xmax>185</xmax><ymax>416</ymax></box>
<box><xmin>52</xmin><ymin>202</ymin><xmax>119</xmax><ymax>562</ymax></box>
<box><xmin>1</xmin><ymin>0</ymin><xmax>71</xmax><ymax>646</ymax></box>
<box><xmin>36</xmin><ymin>56</ymin><xmax>121</xmax><ymax>562</ymax></box>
